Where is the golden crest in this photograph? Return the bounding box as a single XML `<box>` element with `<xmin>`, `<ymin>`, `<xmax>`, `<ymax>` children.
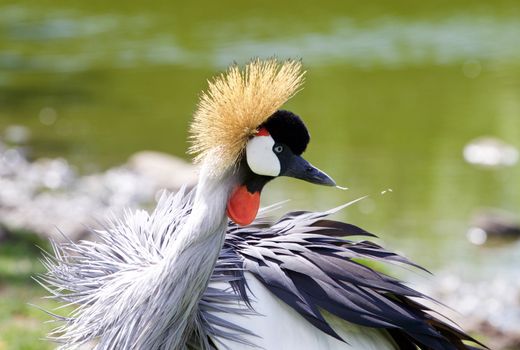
<box><xmin>189</xmin><ymin>58</ymin><xmax>305</xmax><ymax>176</ymax></box>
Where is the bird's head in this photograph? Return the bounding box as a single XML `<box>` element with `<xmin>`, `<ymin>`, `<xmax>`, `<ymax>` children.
<box><xmin>190</xmin><ymin>59</ymin><xmax>335</xmax><ymax>226</ymax></box>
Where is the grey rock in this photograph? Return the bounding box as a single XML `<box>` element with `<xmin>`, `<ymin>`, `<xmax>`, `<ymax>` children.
<box><xmin>0</xmin><ymin>144</ymin><xmax>196</xmax><ymax>241</ymax></box>
<box><xmin>463</xmin><ymin>136</ymin><xmax>519</xmax><ymax>168</ymax></box>
<box><xmin>127</xmin><ymin>150</ymin><xmax>198</xmax><ymax>190</ymax></box>
<box><xmin>470</xmin><ymin>208</ymin><xmax>520</xmax><ymax>243</ymax></box>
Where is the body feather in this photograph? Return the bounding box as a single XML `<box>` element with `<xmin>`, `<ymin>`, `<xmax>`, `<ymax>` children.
<box><xmin>40</xmin><ymin>189</ymin><xmax>484</xmax><ymax>350</ymax></box>
<box><xmin>41</xmin><ymin>167</ymin><xmax>235</xmax><ymax>349</ymax></box>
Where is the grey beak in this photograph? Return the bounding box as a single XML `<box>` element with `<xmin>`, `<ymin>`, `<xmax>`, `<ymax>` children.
<box><xmin>281</xmin><ymin>155</ymin><xmax>336</xmax><ymax>186</ymax></box>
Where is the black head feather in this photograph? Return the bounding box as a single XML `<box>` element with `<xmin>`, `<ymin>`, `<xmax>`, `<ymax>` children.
<box><xmin>262</xmin><ymin>110</ymin><xmax>310</xmax><ymax>155</ymax></box>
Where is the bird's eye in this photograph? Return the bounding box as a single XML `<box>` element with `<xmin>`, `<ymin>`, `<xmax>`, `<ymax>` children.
<box><xmin>274</xmin><ymin>145</ymin><xmax>283</xmax><ymax>154</ymax></box>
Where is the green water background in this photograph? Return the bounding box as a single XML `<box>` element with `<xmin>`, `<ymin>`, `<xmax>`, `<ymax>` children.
<box><xmin>1</xmin><ymin>0</ymin><xmax>520</xmax><ymax>278</ymax></box>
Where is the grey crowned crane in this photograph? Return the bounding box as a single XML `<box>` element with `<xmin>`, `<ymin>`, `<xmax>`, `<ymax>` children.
<box><xmin>40</xmin><ymin>59</ymin><xmax>485</xmax><ymax>350</ymax></box>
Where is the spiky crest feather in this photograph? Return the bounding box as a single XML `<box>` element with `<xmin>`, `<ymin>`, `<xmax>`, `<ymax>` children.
<box><xmin>189</xmin><ymin>59</ymin><xmax>305</xmax><ymax>177</ymax></box>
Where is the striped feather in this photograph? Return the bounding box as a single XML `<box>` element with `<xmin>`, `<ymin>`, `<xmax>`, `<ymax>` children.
<box><xmin>207</xmin><ymin>206</ymin><xmax>486</xmax><ymax>350</ymax></box>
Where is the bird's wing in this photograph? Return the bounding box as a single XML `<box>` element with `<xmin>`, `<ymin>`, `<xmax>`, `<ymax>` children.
<box><xmin>200</xmin><ymin>205</ymin><xmax>485</xmax><ymax>350</ymax></box>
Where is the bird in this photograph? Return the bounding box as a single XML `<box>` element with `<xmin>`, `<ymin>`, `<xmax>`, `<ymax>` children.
<box><xmin>39</xmin><ymin>59</ymin><xmax>485</xmax><ymax>350</ymax></box>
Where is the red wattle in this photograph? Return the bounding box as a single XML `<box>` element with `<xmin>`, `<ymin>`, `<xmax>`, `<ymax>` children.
<box><xmin>226</xmin><ymin>185</ymin><xmax>260</xmax><ymax>226</ymax></box>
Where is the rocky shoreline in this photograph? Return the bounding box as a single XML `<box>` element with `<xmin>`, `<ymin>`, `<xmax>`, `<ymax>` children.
<box><xmin>0</xmin><ymin>140</ymin><xmax>197</xmax><ymax>241</ymax></box>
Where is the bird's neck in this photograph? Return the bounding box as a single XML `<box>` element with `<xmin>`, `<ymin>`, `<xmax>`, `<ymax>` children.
<box><xmin>165</xmin><ymin>161</ymin><xmax>236</xmax><ymax>272</ymax></box>
<box><xmin>178</xmin><ymin>163</ymin><xmax>235</xmax><ymax>247</ymax></box>
<box><xmin>159</xmin><ymin>163</ymin><xmax>236</xmax><ymax>346</ymax></box>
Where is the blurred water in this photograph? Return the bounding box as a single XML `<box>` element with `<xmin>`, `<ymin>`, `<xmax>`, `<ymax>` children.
<box><xmin>2</xmin><ymin>7</ymin><xmax>520</xmax><ymax>71</ymax></box>
<box><xmin>0</xmin><ymin>0</ymin><xmax>519</xmax><ymax>279</ymax></box>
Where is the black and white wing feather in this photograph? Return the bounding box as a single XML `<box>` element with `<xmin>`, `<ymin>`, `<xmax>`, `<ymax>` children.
<box><xmin>204</xmin><ymin>204</ymin><xmax>485</xmax><ymax>350</ymax></box>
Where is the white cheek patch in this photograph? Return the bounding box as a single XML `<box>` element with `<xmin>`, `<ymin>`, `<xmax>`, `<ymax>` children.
<box><xmin>246</xmin><ymin>135</ymin><xmax>281</xmax><ymax>177</ymax></box>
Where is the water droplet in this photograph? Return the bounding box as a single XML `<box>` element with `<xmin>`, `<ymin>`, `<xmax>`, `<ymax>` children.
<box><xmin>39</xmin><ymin>107</ymin><xmax>58</xmax><ymax>126</ymax></box>
<box><xmin>467</xmin><ymin>227</ymin><xmax>487</xmax><ymax>245</ymax></box>
<box><xmin>462</xmin><ymin>59</ymin><xmax>482</xmax><ymax>78</ymax></box>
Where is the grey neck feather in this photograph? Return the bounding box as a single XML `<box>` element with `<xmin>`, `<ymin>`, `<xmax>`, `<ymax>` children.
<box><xmin>143</xmin><ymin>163</ymin><xmax>236</xmax><ymax>349</ymax></box>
